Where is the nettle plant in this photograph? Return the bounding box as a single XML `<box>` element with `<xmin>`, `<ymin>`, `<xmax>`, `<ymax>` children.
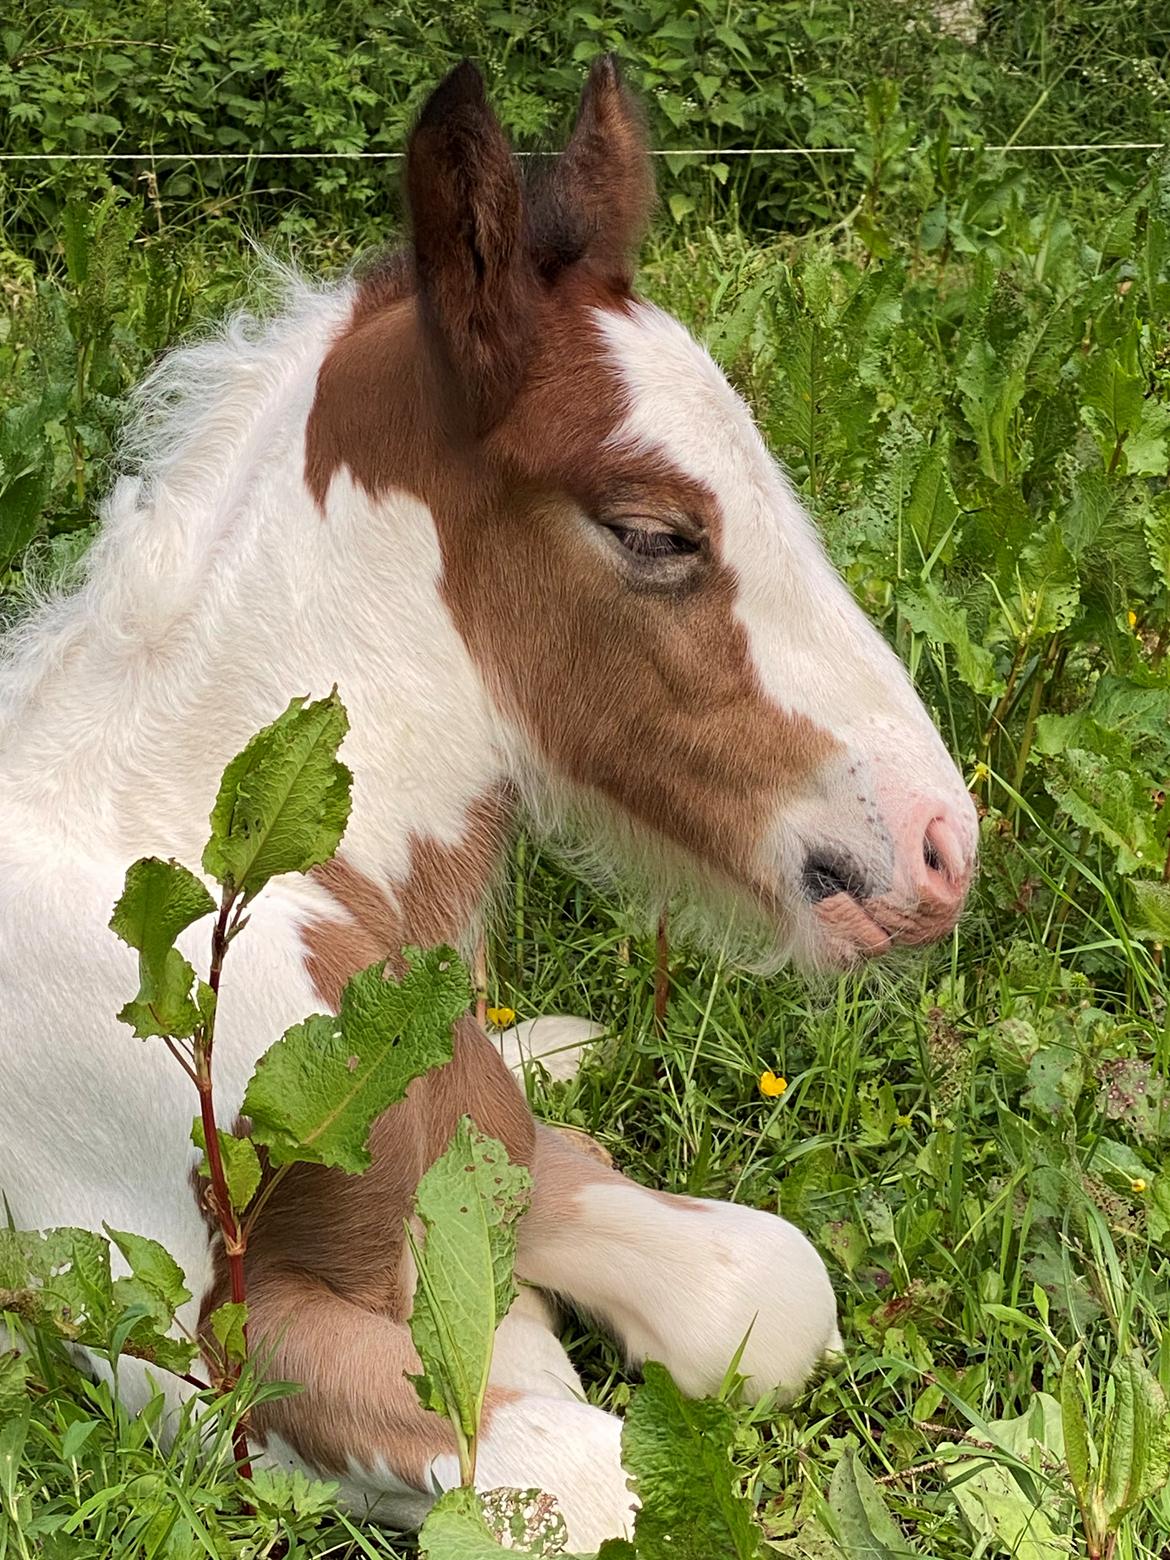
<box><xmin>0</xmin><ymin>693</ymin><xmax>780</xmax><ymax>1559</ymax></box>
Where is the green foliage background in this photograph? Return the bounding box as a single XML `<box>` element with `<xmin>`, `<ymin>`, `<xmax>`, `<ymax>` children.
<box><xmin>2</xmin><ymin>3</ymin><xmax>1170</xmax><ymax>1557</ymax></box>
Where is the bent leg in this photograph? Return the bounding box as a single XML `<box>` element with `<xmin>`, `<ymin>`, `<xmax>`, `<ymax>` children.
<box><xmin>518</xmin><ymin>1127</ymin><xmax>839</xmax><ymax>1401</ymax></box>
<box><xmin>247</xmin><ymin>1271</ymin><xmax>634</xmax><ymax>1549</ymax></box>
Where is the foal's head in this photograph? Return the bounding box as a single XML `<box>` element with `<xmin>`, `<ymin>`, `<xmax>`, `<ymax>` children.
<box><xmin>308</xmin><ymin>58</ymin><xmax>977</xmax><ymax>969</ymax></box>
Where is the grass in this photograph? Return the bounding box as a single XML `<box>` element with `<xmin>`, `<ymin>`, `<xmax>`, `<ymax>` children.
<box><xmin>3</xmin><ymin>116</ymin><xmax>1170</xmax><ymax>1560</ymax></box>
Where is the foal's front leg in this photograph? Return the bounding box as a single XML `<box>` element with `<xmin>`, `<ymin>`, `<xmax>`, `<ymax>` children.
<box><xmin>518</xmin><ymin>1127</ymin><xmax>839</xmax><ymax>1400</ymax></box>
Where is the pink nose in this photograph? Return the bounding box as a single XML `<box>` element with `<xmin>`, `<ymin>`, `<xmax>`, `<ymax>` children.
<box><xmin>892</xmin><ymin>800</ymin><xmax>973</xmax><ymax>940</ymax></box>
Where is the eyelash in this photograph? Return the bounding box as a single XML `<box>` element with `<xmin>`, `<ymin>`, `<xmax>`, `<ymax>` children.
<box><xmin>607</xmin><ymin>525</ymin><xmax>701</xmax><ymax>560</ymax></box>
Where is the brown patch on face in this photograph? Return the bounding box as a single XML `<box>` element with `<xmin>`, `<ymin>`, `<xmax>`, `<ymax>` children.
<box><xmin>305</xmin><ymin>265</ymin><xmax>837</xmax><ymax>893</ymax></box>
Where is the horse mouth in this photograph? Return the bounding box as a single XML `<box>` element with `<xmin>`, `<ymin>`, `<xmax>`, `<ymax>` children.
<box><xmin>812</xmin><ymin>892</ymin><xmax>893</xmax><ymax>960</ymax></box>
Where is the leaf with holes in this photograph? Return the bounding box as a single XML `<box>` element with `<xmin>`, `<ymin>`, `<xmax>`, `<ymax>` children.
<box><xmin>202</xmin><ymin>690</ymin><xmax>352</xmax><ymax>899</ymax></box>
<box><xmin>109</xmin><ymin>857</ymin><xmax>215</xmax><ymax>1039</ymax></box>
<box><xmin>408</xmin><ymin>1120</ymin><xmax>531</xmax><ymax>1469</ymax></box>
<box><xmin>0</xmin><ymin>1226</ymin><xmax>194</xmax><ymax>1373</ymax></box>
<box><xmin>418</xmin><ymin>1485</ymin><xmax>634</xmax><ymax>1558</ymax></box>
<box><xmin>243</xmin><ymin>949</ymin><xmax>466</xmax><ymax>1172</ymax></box>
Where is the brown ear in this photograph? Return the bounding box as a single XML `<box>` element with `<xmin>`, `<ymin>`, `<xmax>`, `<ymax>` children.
<box><xmin>405</xmin><ymin>62</ymin><xmax>534</xmax><ymax>433</ymax></box>
<box><xmin>532</xmin><ymin>54</ymin><xmax>654</xmax><ymax>285</ymax></box>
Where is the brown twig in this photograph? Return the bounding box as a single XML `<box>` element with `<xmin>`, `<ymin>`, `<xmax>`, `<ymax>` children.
<box><xmin>654</xmin><ymin>911</ymin><xmax>670</xmax><ymax>1030</ymax></box>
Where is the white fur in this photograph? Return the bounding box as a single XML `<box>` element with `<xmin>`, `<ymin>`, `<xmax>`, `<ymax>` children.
<box><xmin>520</xmin><ymin>1174</ymin><xmax>838</xmax><ymax>1402</ymax></box>
<box><xmin>496</xmin><ymin>1015</ymin><xmax>606</xmax><ymax>1083</ymax></box>
<box><xmin>0</xmin><ymin>291</ymin><xmax>508</xmax><ymax>1331</ymax></box>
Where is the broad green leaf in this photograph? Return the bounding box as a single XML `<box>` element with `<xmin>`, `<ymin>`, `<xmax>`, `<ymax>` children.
<box><xmin>190</xmin><ymin>1119</ymin><xmax>262</xmax><ymax>1212</ymax></box>
<box><xmin>1061</xmin><ymin>1347</ymin><xmax>1092</xmax><ymax>1501</ymax></box>
<box><xmin>942</xmin><ymin>1396</ymin><xmax>1067</xmax><ymax>1560</ymax></box>
<box><xmin>956</xmin><ymin>333</ymin><xmax>1027</xmax><ymax>484</ymax></box>
<box><xmin>622</xmin><ymin>1360</ymin><xmax>758</xmax><ymax>1560</ymax></box>
<box><xmin>0</xmin><ymin>1349</ymin><xmax>29</xmax><ymax>1416</ymax></box>
<box><xmin>0</xmin><ymin>1225</ymin><xmax>194</xmax><ymax>1374</ymax></box>
<box><xmin>209</xmin><ymin>1301</ymin><xmax>248</xmax><ymax>1366</ymax></box>
<box><xmin>409</xmin><ymin>1121</ymin><xmax>531</xmax><ymax>1450</ymax></box>
<box><xmin>1125</xmin><ymin>397</ymin><xmax>1170</xmax><ymax>476</ymax></box>
<box><xmin>1149</xmin><ymin>1169</ymin><xmax>1170</xmax><ymax>1245</ymax></box>
<box><xmin>1143</xmin><ymin>490</ymin><xmax>1170</xmax><ymax>592</ymax></box>
<box><xmin>1080</xmin><ymin>351</ymin><xmax>1145</xmax><ymax>467</ymax></box>
<box><xmin>705</xmin><ymin>276</ymin><xmax>771</xmax><ymax>368</ymax></box>
<box><xmin>109</xmin><ymin>857</ymin><xmax>215</xmax><ymax>1039</ymax></box>
<box><xmin>105</xmin><ymin>1227</ymin><xmax>191</xmax><ymax>1314</ymax></box>
<box><xmin>899</xmin><ymin>582</ymin><xmax>1003</xmax><ymax>696</ymax></box>
<box><xmin>244</xmin><ymin>949</ymin><xmax>467</xmax><ymax>1172</ymax></box>
<box><xmin>905</xmin><ymin>446</ymin><xmax>958</xmax><ymax>562</ymax></box>
<box><xmin>1021</xmin><ymin>1043</ymin><xmax>1084</xmax><ymax>1119</ymax></box>
<box><xmin>1017</xmin><ymin>520</ymin><xmax>1080</xmax><ymax>636</ymax></box>
<box><xmin>202</xmin><ymin>690</ymin><xmax>352</xmax><ymax>898</ymax></box>
<box><xmin>827</xmin><ymin>1445</ymin><xmax>922</xmax><ymax>1559</ymax></box>
<box><xmin>0</xmin><ymin>1226</ymin><xmax>113</xmax><ymax>1338</ymax></box>
<box><xmin>1101</xmin><ymin>1352</ymin><xmax>1170</xmax><ymax>1522</ymax></box>
<box><xmin>0</xmin><ymin>463</ymin><xmax>49</xmax><ymax>571</ymax></box>
<box><xmin>1042</xmin><ymin>749</ymin><xmax>1160</xmax><ymax>875</ymax></box>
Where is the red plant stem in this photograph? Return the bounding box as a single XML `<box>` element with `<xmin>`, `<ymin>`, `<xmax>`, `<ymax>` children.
<box><xmin>191</xmin><ymin>886</ymin><xmax>253</xmax><ymax>1480</ymax></box>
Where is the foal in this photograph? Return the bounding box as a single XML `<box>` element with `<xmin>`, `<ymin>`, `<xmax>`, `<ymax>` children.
<box><xmin>0</xmin><ymin>60</ymin><xmax>976</xmax><ymax>1547</ymax></box>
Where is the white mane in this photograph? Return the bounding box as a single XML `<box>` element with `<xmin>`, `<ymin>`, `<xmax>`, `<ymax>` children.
<box><xmin>0</xmin><ymin>271</ymin><xmax>353</xmax><ymax>737</ymax></box>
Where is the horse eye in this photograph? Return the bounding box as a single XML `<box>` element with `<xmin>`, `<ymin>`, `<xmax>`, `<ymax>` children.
<box><xmin>607</xmin><ymin>524</ymin><xmax>700</xmax><ymax>560</ymax></box>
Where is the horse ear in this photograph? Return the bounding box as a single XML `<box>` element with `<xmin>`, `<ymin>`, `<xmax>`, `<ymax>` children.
<box><xmin>405</xmin><ymin>62</ymin><xmax>533</xmax><ymax>434</ymax></box>
<box><xmin>533</xmin><ymin>54</ymin><xmax>654</xmax><ymax>285</ymax></box>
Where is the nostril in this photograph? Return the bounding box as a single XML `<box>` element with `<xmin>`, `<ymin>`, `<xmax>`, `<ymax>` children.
<box><xmin>921</xmin><ymin>815</ymin><xmax>967</xmax><ymax>888</ymax></box>
<box><xmin>802</xmin><ymin>852</ymin><xmax>869</xmax><ymax>904</ymax></box>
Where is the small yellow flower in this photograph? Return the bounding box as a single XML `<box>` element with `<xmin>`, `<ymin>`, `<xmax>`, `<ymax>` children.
<box><xmin>972</xmin><ymin>761</ymin><xmax>990</xmax><ymax>784</ymax></box>
<box><xmin>1128</xmin><ymin>610</ymin><xmax>1138</xmax><ymax>630</ymax></box>
<box><xmin>1131</xmin><ymin>1177</ymin><xmax>1148</xmax><ymax>1194</ymax></box>
<box><xmin>895</xmin><ymin>1113</ymin><xmax>913</xmax><ymax>1128</ymax></box>
<box><xmin>485</xmin><ymin>1006</ymin><xmax>516</xmax><ymax>1029</ymax></box>
<box><xmin>759</xmin><ymin>1070</ymin><xmax>788</xmax><ymax>1098</ymax></box>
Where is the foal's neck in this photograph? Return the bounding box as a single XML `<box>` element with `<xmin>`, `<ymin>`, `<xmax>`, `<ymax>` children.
<box><xmin>1</xmin><ymin>288</ymin><xmax>512</xmax><ymax>931</ymax></box>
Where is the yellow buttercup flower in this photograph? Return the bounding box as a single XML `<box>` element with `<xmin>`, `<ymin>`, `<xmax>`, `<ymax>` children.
<box><xmin>759</xmin><ymin>1070</ymin><xmax>788</xmax><ymax>1098</ymax></box>
<box><xmin>485</xmin><ymin>1006</ymin><xmax>516</xmax><ymax>1029</ymax></box>
<box><xmin>1131</xmin><ymin>1177</ymin><xmax>1147</xmax><ymax>1194</ymax></box>
<box><xmin>1128</xmin><ymin>610</ymin><xmax>1138</xmax><ymax>630</ymax></box>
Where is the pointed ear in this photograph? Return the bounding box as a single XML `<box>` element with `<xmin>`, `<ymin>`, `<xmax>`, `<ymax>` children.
<box><xmin>405</xmin><ymin>62</ymin><xmax>534</xmax><ymax>434</ymax></box>
<box><xmin>532</xmin><ymin>54</ymin><xmax>654</xmax><ymax>285</ymax></box>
